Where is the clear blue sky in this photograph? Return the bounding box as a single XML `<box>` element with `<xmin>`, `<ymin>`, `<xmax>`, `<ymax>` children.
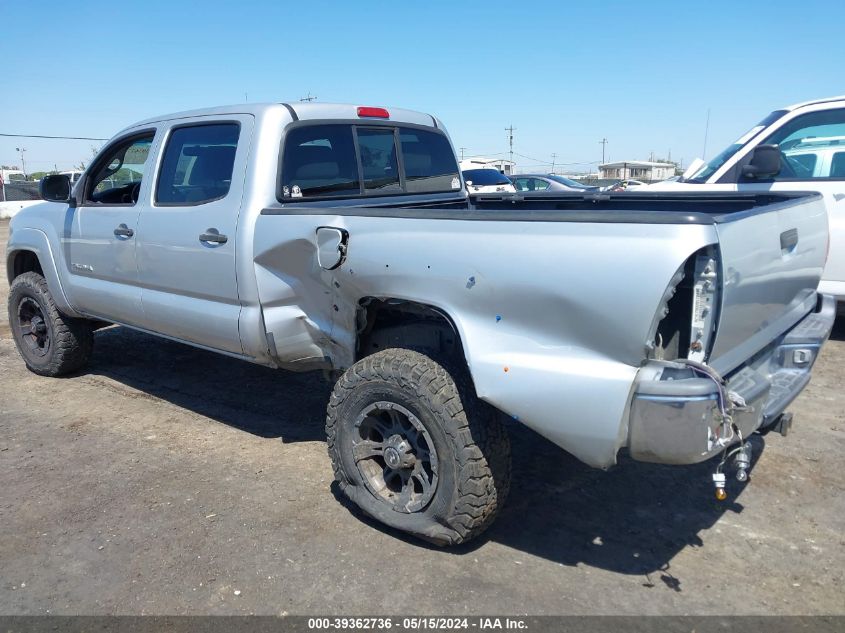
<box><xmin>2</xmin><ymin>0</ymin><xmax>844</xmax><ymax>174</ymax></box>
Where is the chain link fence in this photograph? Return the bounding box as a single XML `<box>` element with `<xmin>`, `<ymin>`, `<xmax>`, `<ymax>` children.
<box><xmin>1</xmin><ymin>180</ymin><xmax>41</xmax><ymax>202</ymax></box>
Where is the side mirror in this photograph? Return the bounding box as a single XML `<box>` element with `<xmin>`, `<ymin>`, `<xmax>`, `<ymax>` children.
<box><xmin>741</xmin><ymin>144</ymin><xmax>781</xmax><ymax>179</ymax></box>
<box><xmin>39</xmin><ymin>174</ymin><xmax>72</xmax><ymax>202</ymax></box>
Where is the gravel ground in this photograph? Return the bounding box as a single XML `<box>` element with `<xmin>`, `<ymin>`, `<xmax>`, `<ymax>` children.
<box><xmin>0</xmin><ymin>218</ymin><xmax>843</xmax><ymax>615</ymax></box>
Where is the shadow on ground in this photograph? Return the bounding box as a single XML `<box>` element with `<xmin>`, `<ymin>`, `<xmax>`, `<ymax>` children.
<box><xmin>87</xmin><ymin>326</ymin><xmax>332</xmax><ymax>442</ymax></box>
<box><xmin>87</xmin><ymin>325</ymin><xmax>758</xmax><ymax>583</ymax></box>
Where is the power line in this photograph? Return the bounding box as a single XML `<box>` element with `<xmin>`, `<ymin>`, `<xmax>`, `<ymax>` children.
<box><xmin>514</xmin><ymin>152</ymin><xmax>600</xmax><ymax>166</ymax></box>
<box><xmin>463</xmin><ymin>151</ymin><xmax>508</xmax><ymax>159</ymax></box>
<box><xmin>1</xmin><ymin>133</ymin><xmax>108</xmax><ymax>141</ymax></box>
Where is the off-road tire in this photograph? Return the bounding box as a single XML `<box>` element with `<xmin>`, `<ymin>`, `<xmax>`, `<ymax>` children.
<box><xmin>8</xmin><ymin>272</ymin><xmax>94</xmax><ymax>377</ymax></box>
<box><xmin>326</xmin><ymin>348</ymin><xmax>511</xmax><ymax>546</ymax></box>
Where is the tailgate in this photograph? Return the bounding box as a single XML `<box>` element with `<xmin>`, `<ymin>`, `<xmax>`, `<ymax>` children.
<box><xmin>709</xmin><ymin>193</ymin><xmax>829</xmax><ymax>374</ymax></box>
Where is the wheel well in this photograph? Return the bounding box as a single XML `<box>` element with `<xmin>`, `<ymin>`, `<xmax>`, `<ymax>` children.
<box><xmin>9</xmin><ymin>250</ymin><xmax>43</xmax><ymax>285</ymax></box>
<box><xmin>356</xmin><ymin>299</ymin><xmax>466</xmax><ymax>367</ymax></box>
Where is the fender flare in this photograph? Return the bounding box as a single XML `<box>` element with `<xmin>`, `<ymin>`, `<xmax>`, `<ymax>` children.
<box><xmin>6</xmin><ymin>227</ymin><xmax>83</xmax><ymax>318</ymax></box>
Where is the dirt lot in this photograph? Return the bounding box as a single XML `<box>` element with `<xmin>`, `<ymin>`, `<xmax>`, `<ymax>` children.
<box><xmin>0</xmin><ymin>218</ymin><xmax>843</xmax><ymax>616</ymax></box>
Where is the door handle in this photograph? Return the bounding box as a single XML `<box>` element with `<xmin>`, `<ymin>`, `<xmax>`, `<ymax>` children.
<box><xmin>199</xmin><ymin>228</ymin><xmax>228</xmax><ymax>244</ymax></box>
<box><xmin>114</xmin><ymin>224</ymin><xmax>134</xmax><ymax>238</ymax></box>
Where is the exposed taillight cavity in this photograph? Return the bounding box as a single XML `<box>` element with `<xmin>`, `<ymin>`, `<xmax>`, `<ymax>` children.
<box><xmin>357</xmin><ymin>106</ymin><xmax>389</xmax><ymax>119</ymax></box>
<box><xmin>687</xmin><ymin>253</ymin><xmax>719</xmax><ymax>362</ymax></box>
<box><xmin>647</xmin><ymin>246</ymin><xmax>720</xmax><ymax>362</ymax></box>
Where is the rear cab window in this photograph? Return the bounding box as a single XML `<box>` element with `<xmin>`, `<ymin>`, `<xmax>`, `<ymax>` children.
<box><xmin>279</xmin><ymin>123</ymin><xmax>460</xmax><ymax>201</ymax></box>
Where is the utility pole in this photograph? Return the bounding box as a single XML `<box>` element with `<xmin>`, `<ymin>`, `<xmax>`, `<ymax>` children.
<box><xmin>551</xmin><ymin>152</ymin><xmax>556</xmax><ymax>174</ymax></box>
<box><xmin>301</xmin><ymin>92</ymin><xmax>317</xmax><ymax>102</ymax></box>
<box><xmin>15</xmin><ymin>147</ymin><xmax>26</xmax><ymax>177</ymax></box>
<box><xmin>459</xmin><ymin>147</ymin><xmax>467</xmax><ymax>161</ymax></box>
<box><xmin>599</xmin><ymin>138</ymin><xmax>608</xmax><ymax>164</ymax></box>
<box><xmin>505</xmin><ymin>125</ymin><xmax>515</xmax><ymax>167</ymax></box>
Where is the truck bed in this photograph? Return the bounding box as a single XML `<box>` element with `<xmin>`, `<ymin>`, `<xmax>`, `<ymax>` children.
<box><xmin>256</xmin><ymin>190</ymin><xmax>828</xmax><ymax>466</ymax></box>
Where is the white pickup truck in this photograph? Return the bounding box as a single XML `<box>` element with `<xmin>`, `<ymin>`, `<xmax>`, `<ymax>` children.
<box><xmin>648</xmin><ymin>95</ymin><xmax>845</xmax><ymax>304</ymax></box>
<box><xmin>6</xmin><ymin>102</ymin><xmax>836</xmax><ymax>544</ymax></box>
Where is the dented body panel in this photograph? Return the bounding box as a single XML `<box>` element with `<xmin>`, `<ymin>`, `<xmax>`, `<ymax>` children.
<box><xmin>253</xmin><ymin>211</ymin><xmax>717</xmax><ymax>467</ymax></box>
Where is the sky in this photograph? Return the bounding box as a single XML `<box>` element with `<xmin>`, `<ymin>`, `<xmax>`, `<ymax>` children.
<box><xmin>2</xmin><ymin>0</ymin><xmax>845</xmax><ymax>175</ymax></box>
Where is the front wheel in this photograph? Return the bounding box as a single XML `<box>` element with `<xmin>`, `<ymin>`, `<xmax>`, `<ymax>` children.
<box><xmin>326</xmin><ymin>348</ymin><xmax>511</xmax><ymax>545</ymax></box>
<box><xmin>8</xmin><ymin>272</ymin><xmax>94</xmax><ymax>377</ymax></box>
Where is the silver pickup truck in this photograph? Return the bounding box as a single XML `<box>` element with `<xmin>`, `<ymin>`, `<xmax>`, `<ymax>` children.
<box><xmin>6</xmin><ymin>103</ymin><xmax>836</xmax><ymax>545</ymax></box>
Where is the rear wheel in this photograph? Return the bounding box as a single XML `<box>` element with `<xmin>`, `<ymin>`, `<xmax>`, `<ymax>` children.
<box><xmin>326</xmin><ymin>348</ymin><xmax>511</xmax><ymax>545</ymax></box>
<box><xmin>8</xmin><ymin>272</ymin><xmax>93</xmax><ymax>376</ymax></box>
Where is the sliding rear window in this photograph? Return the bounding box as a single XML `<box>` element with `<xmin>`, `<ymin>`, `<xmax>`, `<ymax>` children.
<box><xmin>280</xmin><ymin>123</ymin><xmax>460</xmax><ymax>200</ymax></box>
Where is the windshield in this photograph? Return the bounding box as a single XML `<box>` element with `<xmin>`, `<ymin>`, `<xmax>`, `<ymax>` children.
<box><xmin>687</xmin><ymin>110</ymin><xmax>788</xmax><ymax>183</ymax></box>
<box><xmin>547</xmin><ymin>174</ymin><xmax>592</xmax><ymax>188</ymax></box>
<box><xmin>462</xmin><ymin>169</ymin><xmax>511</xmax><ymax>186</ymax></box>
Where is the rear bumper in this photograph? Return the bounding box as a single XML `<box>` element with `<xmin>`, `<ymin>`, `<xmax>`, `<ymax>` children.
<box><xmin>627</xmin><ymin>293</ymin><xmax>836</xmax><ymax>465</ymax></box>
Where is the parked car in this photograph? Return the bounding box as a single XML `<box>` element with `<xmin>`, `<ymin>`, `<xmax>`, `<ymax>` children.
<box><xmin>646</xmin><ymin>95</ymin><xmax>845</xmax><ymax>304</ymax></box>
<box><xmin>511</xmin><ymin>174</ymin><xmax>599</xmax><ymax>192</ymax></box>
<box><xmin>59</xmin><ymin>171</ymin><xmax>85</xmax><ymax>188</ymax></box>
<box><xmin>462</xmin><ymin>168</ymin><xmax>516</xmax><ymax>194</ymax></box>
<box><xmin>780</xmin><ymin>136</ymin><xmax>845</xmax><ymax>178</ymax></box>
<box><xmin>8</xmin><ymin>102</ymin><xmax>834</xmax><ymax>545</ymax></box>
<box><xmin>604</xmin><ymin>179</ymin><xmax>646</xmax><ymax>192</ymax></box>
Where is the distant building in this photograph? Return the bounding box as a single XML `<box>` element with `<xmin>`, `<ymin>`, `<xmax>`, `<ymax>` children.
<box><xmin>460</xmin><ymin>157</ymin><xmax>515</xmax><ymax>175</ymax></box>
<box><xmin>598</xmin><ymin>161</ymin><xmax>676</xmax><ymax>181</ymax></box>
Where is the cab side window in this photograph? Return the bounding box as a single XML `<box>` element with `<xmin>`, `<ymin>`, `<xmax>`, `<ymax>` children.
<box><xmin>84</xmin><ymin>134</ymin><xmax>154</xmax><ymax>205</ymax></box>
<box><xmin>762</xmin><ymin>108</ymin><xmax>845</xmax><ymax>180</ymax></box>
<box><xmin>156</xmin><ymin>123</ymin><xmax>240</xmax><ymax>205</ymax></box>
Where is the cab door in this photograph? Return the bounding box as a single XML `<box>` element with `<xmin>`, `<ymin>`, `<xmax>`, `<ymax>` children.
<box><xmin>64</xmin><ymin>130</ymin><xmax>158</xmax><ymax>326</ymax></box>
<box><xmin>135</xmin><ymin>116</ymin><xmax>252</xmax><ymax>354</ymax></box>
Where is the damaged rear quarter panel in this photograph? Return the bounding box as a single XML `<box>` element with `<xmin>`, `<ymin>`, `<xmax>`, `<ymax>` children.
<box><xmin>253</xmin><ymin>210</ymin><xmax>716</xmax><ymax>467</ymax></box>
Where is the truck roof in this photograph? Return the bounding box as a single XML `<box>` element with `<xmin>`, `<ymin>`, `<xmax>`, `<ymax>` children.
<box><xmin>784</xmin><ymin>95</ymin><xmax>845</xmax><ymax>111</ymax></box>
<box><xmin>126</xmin><ymin>102</ymin><xmax>441</xmax><ymax>132</ymax></box>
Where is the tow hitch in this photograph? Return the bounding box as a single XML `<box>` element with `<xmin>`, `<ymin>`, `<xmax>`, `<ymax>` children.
<box><xmin>713</xmin><ymin>438</ymin><xmax>753</xmax><ymax>500</ymax></box>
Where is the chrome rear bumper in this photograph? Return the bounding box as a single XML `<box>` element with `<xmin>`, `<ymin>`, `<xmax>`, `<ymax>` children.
<box><xmin>627</xmin><ymin>293</ymin><xmax>836</xmax><ymax>465</ymax></box>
